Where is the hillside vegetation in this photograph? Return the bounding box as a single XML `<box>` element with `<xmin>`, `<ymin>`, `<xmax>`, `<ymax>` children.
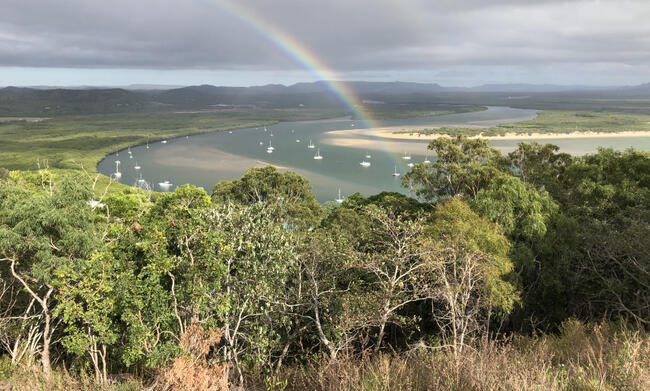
<box><xmin>1</xmin><ymin>137</ymin><xmax>648</xmax><ymax>390</ymax></box>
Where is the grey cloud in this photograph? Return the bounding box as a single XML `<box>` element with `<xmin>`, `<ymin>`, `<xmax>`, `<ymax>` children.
<box><xmin>1</xmin><ymin>0</ymin><xmax>650</xmax><ymax>79</ymax></box>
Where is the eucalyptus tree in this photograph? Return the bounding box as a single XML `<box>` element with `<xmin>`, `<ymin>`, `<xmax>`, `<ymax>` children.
<box><xmin>422</xmin><ymin>199</ymin><xmax>518</xmax><ymax>357</ymax></box>
<box><xmin>211</xmin><ymin>166</ymin><xmax>323</xmax><ymax>227</ymax></box>
<box><xmin>402</xmin><ymin>135</ymin><xmax>506</xmax><ymax>201</ymax></box>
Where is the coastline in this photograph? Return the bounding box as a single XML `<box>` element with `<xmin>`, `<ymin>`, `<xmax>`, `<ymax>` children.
<box><xmin>354</xmin><ymin>125</ymin><xmax>650</xmax><ymax>141</ymax></box>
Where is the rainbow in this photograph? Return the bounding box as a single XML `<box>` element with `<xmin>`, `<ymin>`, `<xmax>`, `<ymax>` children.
<box><xmin>199</xmin><ymin>0</ymin><xmax>419</xmax><ymax>180</ymax></box>
<box><xmin>200</xmin><ymin>0</ymin><xmax>379</xmax><ymax>128</ymax></box>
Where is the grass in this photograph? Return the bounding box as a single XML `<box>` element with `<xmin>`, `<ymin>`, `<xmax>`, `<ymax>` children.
<box><xmin>2</xmin><ymin>320</ymin><xmax>647</xmax><ymax>390</ymax></box>
<box><xmin>398</xmin><ymin>109</ymin><xmax>650</xmax><ymax>137</ymax></box>
<box><xmin>278</xmin><ymin>320</ymin><xmax>649</xmax><ymax>391</ymax></box>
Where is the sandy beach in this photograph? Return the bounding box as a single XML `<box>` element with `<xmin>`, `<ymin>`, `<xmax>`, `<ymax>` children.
<box><xmin>328</xmin><ymin>125</ymin><xmax>650</xmax><ymax>141</ymax></box>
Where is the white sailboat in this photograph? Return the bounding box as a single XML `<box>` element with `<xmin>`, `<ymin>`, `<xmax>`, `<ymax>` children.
<box><xmin>134</xmin><ymin>162</ymin><xmax>141</xmax><ymax>170</ymax></box>
<box><xmin>158</xmin><ymin>180</ymin><xmax>172</xmax><ymax>191</ymax></box>
<box><xmin>335</xmin><ymin>188</ymin><xmax>344</xmax><ymax>203</ymax></box>
<box><xmin>365</xmin><ymin>153</ymin><xmax>372</xmax><ymax>159</ymax></box>
<box><xmin>392</xmin><ymin>165</ymin><xmax>400</xmax><ymax>177</ymax></box>
<box><xmin>161</xmin><ymin>140</ymin><xmax>168</xmax><ymax>144</ymax></box>
<box><xmin>313</xmin><ymin>148</ymin><xmax>323</xmax><ymax>160</ymax></box>
<box><xmin>296</xmin><ymin>139</ymin><xmax>301</xmax><ymax>143</ymax></box>
<box><xmin>266</xmin><ymin>140</ymin><xmax>274</xmax><ymax>153</ymax></box>
<box><xmin>360</xmin><ymin>160</ymin><xmax>371</xmax><ymax>167</ymax></box>
<box><xmin>113</xmin><ymin>161</ymin><xmax>122</xmax><ymax>179</ymax></box>
<box><xmin>407</xmin><ymin>162</ymin><xmax>414</xmax><ymax>168</ymax></box>
<box><xmin>308</xmin><ymin>139</ymin><xmax>315</xmax><ymax>149</ymax></box>
<box><xmin>423</xmin><ymin>153</ymin><xmax>431</xmax><ymax>164</ymax></box>
<box><xmin>402</xmin><ymin>151</ymin><xmax>411</xmax><ymax>160</ymax></box>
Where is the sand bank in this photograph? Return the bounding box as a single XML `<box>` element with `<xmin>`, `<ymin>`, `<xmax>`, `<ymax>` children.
<box><xmin>342</xmin><ymin>126</ymin><xmax>650</xmax><ymax>141</ymax></box>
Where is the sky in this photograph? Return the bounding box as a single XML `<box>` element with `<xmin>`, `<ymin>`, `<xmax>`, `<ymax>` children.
<box><xmin>2</xmin><ymin>0</ymin><xmax>650</xmax><ymax>87</ymax></box>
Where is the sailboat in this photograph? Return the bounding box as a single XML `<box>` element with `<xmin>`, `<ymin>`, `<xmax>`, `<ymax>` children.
<box><xmin>296</xmin><ymin>139</ymin><xmax>301</xmax><ymax>143</ymax></box>
<box><xmin>146</xmin><ymin>140</ymin><xmax>150</xmax><ymax>149</ymax></box>
<box><xmin>114</xmin><ymin>161</ymin><xmax>122</xmax><ymax>179</ymax></box>
<box><xmin>423</xmin><ymin>153</ymin><xmax>431</xmax><ymax>164</ymax></box>
<box><xmin>266</xmin><ymin>140</ymin><xmax>274</xmax><ymax>153</ymax></box>
<box><xmin>402</xmin><ymin>151</ymin><xmax>411</xmax><ymax>160</ymax></box>
<box><xmin>365</xmin><ymin>152</ymin><xmax>372</xmax><ymax>159</ymax></box>
<box><xmin>161</xmin><ymin>140</ymin><xmax>168</xmax><ymax>144</ymax></box>
<box><xmin>158</xmin><ymin>180</ymin><xmax>173</xmax><ymax>191</ymax></box>
<box><xmin>392</xmin><ymin>165</ymin><xmax>400</xmax><ymax>177</ymax></box>
<box><xmin>134</xmin><ymin>162</ymin><xmax>141</xmax><ymax>170</ymax></box>
<box><xmin>407</xmin><ymin>162</ymin><xmax>414</xmax><ymax>168</ymax></box>
<box><xmin>360</xmin><ymin>160</ymin><xmax>371</xmax><ymax>167</ymax></box>
<box><xmin>313</xmin><ymin>148</ymin><xmax>323</xmax><ymax>160</ymax></box>
<box><xmin>335</xmin><ymin>188</ymin><xmax>344</xmax><ymax>203</ymax></box>
<box><xmin>308</xmin><ymin>139</ymin><xmax>315</xmax><ymax>149</ymax></box>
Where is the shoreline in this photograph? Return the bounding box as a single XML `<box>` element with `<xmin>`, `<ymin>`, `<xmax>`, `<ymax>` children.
<box><xmin>355</xmin><ymin>125</ymin><xmax>650</xmax><ymax>141</ymax></box>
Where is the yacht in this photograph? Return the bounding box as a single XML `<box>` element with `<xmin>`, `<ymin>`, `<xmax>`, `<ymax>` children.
<box><xmin>114</xmin><ymin>161</ymin><xmax>122</xmax><ymax>179</ymax></box>
<box><xmin>335</xmin><ymin>188</ymin><xmax>344</xmax><ymax>203</ymax></box>
<box><xmin>407</xmin><ymin>162</ymin><xmax>414</xmax><ymax>168</ymax></box>
<box><xmin>158</xmin><ymin>180</ymin><xmax>172</xmax><ymax>191</ymax></box>
<box><xmin>161</xmin><ymin>140</ymin><xmax>168</xmax><ymax>144</ymax></box>
<box><xmin>313</xmin><ymin>148</ymin><xmax>323</xmax><ymax>160</ymax></box>
<box><xmin>296</xmin><ymin>139</ymin><xmax>301</xmax><ymax>143</ymax></box>
<box><xmin>392</xmin><ymin>166</ymin><xmax>400</xmax><ymax>177</ymax></box>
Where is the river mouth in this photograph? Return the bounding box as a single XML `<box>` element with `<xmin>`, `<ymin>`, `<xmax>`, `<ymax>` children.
<box><xmin>97</xmin><ymin>106</ymin><xmax>650</xmax><ymax>202</ymax></box>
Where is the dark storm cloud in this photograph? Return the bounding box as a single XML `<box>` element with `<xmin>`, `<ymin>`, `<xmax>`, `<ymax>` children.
<box><xmin>2</xmin><ymin>0</ymin><xmax>650</xmax><ymax>74</ymax></box>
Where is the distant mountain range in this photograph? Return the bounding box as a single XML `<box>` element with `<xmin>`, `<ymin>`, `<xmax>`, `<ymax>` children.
<box><xmin>2</xmin><ymin>81</ymin><xmax>650</xmax><ymax>116</ymax></box>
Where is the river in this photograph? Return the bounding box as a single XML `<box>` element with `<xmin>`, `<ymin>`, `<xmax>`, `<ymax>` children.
<box><xmin>97</xmin><ymin>107</ymin><xmax>650</xmax><ymax>202</ymax></box>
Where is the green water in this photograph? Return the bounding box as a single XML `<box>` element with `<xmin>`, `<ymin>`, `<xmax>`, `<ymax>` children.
<box><xmin>97</xmin><ymin>106</ymin><xmax>650</xmax><ymax>202</ymax></box>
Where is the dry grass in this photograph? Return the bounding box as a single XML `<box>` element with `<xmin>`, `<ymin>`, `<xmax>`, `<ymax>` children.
<box><xmin>279</xmin><ymin>320</ymin><xmax>649</xmax><ymax>391</ymax></box>
<box><xmin>1</xmin><ymin>320</ymin><xmax>647</xmax><ymax>390</ymax></box>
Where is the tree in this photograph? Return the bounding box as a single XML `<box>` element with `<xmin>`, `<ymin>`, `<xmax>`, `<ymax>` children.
<box><xmin>355</xmin><ymin>205</ymin><xmax>434</xmax><ymax>352</ymax></box>
<box><xmin>402</xmin><ymin>135</ymin><xmax>505</xmax><ymax>201</ymax></box>
<box><xmin>211</xmin><ymin>166</ymin><xmax>323</xmax><ymax>227</ymax></box>
<box><xmin>472</xmin><ymin>172</ymin><xmax>559</xmax><ymax>243</ymax></box>
<box><xmin>0</xmin><ymin>172</ymin><xmax>98</xmax><ymax>380</ymax></box>
<box><xmin>508</xmin><ymin>141</ymin><xmax>572</xmax><ymax>198</ymax></box>
<box><xmin>54</xmin><ymin>251</ymin><xmax>119</xmax><ymax>385</ymax></box>
<box><xmin>423</xmin><ymin>199</ymin><xmax>518</xmax><ymax>356</ymax></box>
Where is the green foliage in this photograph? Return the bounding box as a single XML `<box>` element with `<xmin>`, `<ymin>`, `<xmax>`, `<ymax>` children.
<box><xmin>402</xmin><ymin>135</ymin><xmax>506</xmax><ymax>200</ymax></box>
<box><xmin>427</xmin><ymin>198</ymin><xmax>518</xmax><ymax>314</ymax></box>
<box><xmin>212</xmin><ymin>166</ymin><xmax>323</xmax><ymax>227</ymax></box>
<box><xmin>473</xmin><ymin>173</ymin><xmax>559</xmax><ymax>242</ymax></box>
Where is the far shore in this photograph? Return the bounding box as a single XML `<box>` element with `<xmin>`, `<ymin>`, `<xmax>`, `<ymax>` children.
<box><xmin>326</xmin><ymin>125</ymin><xmax>650</xmax><ymax>141</ymax></box>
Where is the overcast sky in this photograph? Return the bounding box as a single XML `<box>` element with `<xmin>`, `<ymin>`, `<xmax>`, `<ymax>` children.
<box><xmin>2</xmin><ymin>0</ymin><xmax>650</xmax><ymax>87</ymax></box>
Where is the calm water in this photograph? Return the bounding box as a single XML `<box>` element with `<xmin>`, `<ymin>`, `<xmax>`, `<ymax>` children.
<box><xmin>97</xmin><ymin>107</ymin><xmax>650</xmax><ymax>202</ymax></box>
